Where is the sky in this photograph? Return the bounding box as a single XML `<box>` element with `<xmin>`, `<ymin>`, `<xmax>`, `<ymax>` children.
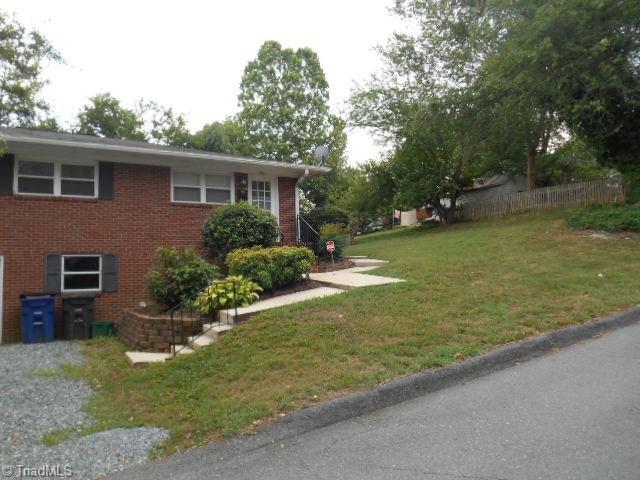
<box><xmin>4</xmin><ymin>0</ymin><xmax>404</xmax><ymax>164</ymax></box>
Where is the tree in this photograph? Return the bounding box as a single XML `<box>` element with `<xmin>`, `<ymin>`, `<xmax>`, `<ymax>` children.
<box><xmin>76</xmin><ymin>93</ymin><xmax>146</xmax><ymax>140</ymax></box>
<box><xmin>391</xmin><ymin>94</ymin><xmax>490</xmax><ymax>226</ymax></box>
<box><xmin>301</xmin><ymin>116</ymin><xmax>350</xmax><ymax>207</ymax></box>
<box><xmin>75</xmin><ymin>93</ymin><xmax>194</xmax><ymax>147</ymax></box>
<box><xmin>237</xmin><ymin>40</ymin><xmax>333</xmax><ymax>164</ymax></box>
<box><xmin>0</xmin><ymin>12</ymin><xmax>61</xmax><ymax>127</ymax></box>
<box><xmin>191</xmin><ymin>118</ymin><xmax>253</xmax><ymax>155</ymax></box>
<box><xmin>137</xmin><ymin>100</ymin><xmax>192</xmax><ymax>147</ymax></box>
<box><xmin>362</xmin><ymin>0</ymin><xmax>640</xmax><ymax>192</ymax></box>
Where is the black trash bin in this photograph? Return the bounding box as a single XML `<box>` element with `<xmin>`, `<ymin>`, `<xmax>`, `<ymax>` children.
<box><xmin>62</xmin><ymin>293</ymin><xmax>96</xmax><ymax>340</ymax></box>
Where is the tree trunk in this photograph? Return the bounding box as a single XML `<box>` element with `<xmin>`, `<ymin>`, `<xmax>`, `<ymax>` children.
<box><xmin>527</xmin><ymin>143</ymin><xmax>537</xmax><ymax>191</ymax></box>
<box><xmin>434</xmin><ymin>197</ymin><xmax>457</xmax><ymax>227</ymax></box>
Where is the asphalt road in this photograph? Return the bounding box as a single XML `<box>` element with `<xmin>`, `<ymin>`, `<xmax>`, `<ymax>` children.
<box><xmin>113</xmin><ymin>322</ymin><xmax>640</xmax><ymax>480</ymax></box>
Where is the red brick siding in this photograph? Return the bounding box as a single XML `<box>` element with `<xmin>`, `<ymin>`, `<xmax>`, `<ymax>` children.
<box><xmin>0</xmin><ymin>164</ymin><xmax>298</xmax><ymax>342</ymax></box>
<box><xmin>278</xmin><ymin>176</ymin><xmax>298</xmax><ymax>245</ymax></box>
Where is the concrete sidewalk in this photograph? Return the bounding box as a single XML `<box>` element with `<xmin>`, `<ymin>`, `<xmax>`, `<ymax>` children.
<box><xmin>112</xmin><ymin>322</ymin><xmax>640</xmax><ymax>480</ymax></box>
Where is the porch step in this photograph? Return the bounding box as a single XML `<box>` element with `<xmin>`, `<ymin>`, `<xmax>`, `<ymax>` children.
<box><xmin>188</xmin><ymin>335</ymin><xmax>214</xmax><ymax>350</ymax></box>
<box><xmin>125</xmin><ymin>351</ymin><xmax>171</xmax><ymax>366</ymax></box>
<box><xmin>172</xmin><ymin>345</ymin><xmax>195</xmax><ymax>356</ymax></box>
<box><xmin>345</xmin><ymin>255</ymin><xmax>368</xmax><ymax>259</ymax></box>
<box><xmin>202</xmin><ymin>323</ymin><xmax>234</xmax><ymax>338</ymax></box>
<box><xmin>219</xmin><ymin>287</ymin><xmax>345</xmax><ymax>323</ymax></box>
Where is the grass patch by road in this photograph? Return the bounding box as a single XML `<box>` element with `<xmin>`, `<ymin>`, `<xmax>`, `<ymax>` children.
<box><xmin>71</xmin><ymin>211</ymin><xmax>640</xmax><ymax>455</ymax></box>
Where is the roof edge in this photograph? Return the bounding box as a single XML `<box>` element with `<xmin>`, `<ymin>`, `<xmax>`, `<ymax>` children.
<box><xmin>0</xmin><ymin>132</ymin><xmax>331</xmax><ymax>175</ymax></box>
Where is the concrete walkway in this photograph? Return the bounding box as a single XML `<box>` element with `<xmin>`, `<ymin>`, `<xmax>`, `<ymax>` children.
<box><xmin>309</xmin><ymin>266</ymin><xmax>405</xmax><ymax>289</ymax></box>
<box><xmin>219</xmin><ymin>286</ymin><xmax>345</xmax><ymax>323</ymax></box>
<box><xmin>125</xmin><ymin>257</ymin><xmax>403</xmax><ymax>364</ymax></box>
<box><xmin>112</xmin><ymin>322</ymin><xmax>640</xmax><ymax>480</ymax></box>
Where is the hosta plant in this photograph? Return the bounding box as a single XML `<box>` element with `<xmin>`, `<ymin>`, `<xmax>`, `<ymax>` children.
<box><xmin>195</xmin><ymin>275</ymin><xmax>262</xmax><ymax>315</ymax></box>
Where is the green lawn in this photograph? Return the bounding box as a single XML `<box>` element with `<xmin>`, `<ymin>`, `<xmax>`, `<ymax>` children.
<box><xmin>66</xmin><ymin>211</ymin><xmax>640</xmax><ymax>454</ymax></box>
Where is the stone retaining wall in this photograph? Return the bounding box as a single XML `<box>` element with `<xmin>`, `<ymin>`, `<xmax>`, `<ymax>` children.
<box><xmin>117</xmin><ymin>309</ymin><xmax>204</xmax><ymax>352</ymax></box>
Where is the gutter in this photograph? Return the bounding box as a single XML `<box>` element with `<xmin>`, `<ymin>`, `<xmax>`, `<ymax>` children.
<box><xmin>1</xmin><ymin>134</ymin><xmax>332</xmax><ymax>176</ymax></box>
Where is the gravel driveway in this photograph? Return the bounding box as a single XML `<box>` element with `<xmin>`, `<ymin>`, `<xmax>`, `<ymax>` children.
<box><xmin>0</xmin><ymin>342</ymin><xmax>168</xmax><ymax>479</ymax></box>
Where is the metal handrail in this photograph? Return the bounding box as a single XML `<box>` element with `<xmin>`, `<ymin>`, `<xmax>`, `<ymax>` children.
<box><xmin>169</xmin><ymin>279</ymin><xmax>239</xmax><ymax>357</ymax></box>
<box><xmin>297</xmin><ymin>214</ymin><xmax>320</xmax><ymax>237</ymax></box>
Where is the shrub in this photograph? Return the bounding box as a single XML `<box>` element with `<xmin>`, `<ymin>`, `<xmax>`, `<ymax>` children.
<box><xmin>147</xmin><ymin>247</ymin><xmax>220</xmax><ymax>308</ymax></box>
<box><xmin>202</xmin><ymin>202</ymin><xmax>280</xmax><ymax>259</ymax></box>
<box><xmin>226</xmin><ymin>246</ymin><xmax>316</xmax><ymax>291</ymax></box>
<box><xmin>305</xmin><ymin>205</ymin><xmax>350</xmax><ymax>232</ymax></box>
<box><xmin>568</xmin><ymin>204</ymin><xmax>640</xmax><ymax>231</ymax></box>
<box><xmin>195</xmin><ymin>275</ymin><xmax>262</xmax><ymax>315</ymax></box>
<box><xmin>319</xmin><ymin>223</ymin><xmax>348</xmax><ymax>258</ymax></box>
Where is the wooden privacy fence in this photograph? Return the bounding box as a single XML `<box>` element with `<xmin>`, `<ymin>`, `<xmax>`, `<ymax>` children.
<box><xmin>458</xmin><ymin>179</ymin><xmax>625</xmax><ymax>221</ymax></box>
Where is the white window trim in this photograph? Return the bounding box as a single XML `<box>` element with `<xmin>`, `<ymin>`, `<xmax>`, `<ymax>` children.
<box><xmin>61</xmin><ymin>255</ymin><xmax>102</xmax><ymax>293</ymax></box>
<box><xmin>14</xmin><ymin>159</ymin><xmax>98</xmax><ymax>198</ymax></box>
<box><xmin>248</xmin><ymin>175</ymin><xmax>279</xmax><ymax>221</ymax></box>
<box><xmin>171</xmin><ymin>170</ymin><xmax>235</xmax><ymax>205</ymax></box>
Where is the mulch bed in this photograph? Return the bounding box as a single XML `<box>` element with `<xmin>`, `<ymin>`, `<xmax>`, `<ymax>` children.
<box><xmin>316</xmin><ymin>257</ymin><xmax>355</xmax><ymax>272</ymax></box>
<box><xmin>133</xmin><ymin>258</ymin><xmax>357</xmax><ymax>317</ymax></box>
<box><xmin>259</xmin><ymin>278</ymin><xmax>325</xmax><ymax>301</ymax></box>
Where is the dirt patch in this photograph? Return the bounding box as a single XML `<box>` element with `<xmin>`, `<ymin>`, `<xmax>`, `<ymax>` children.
<box><xmin>317</xmin><ymin>258</ymin><xmax>355</xmax><ymax>272</ymax></box>
<box><xmin>259</xmin><ymin>279</ymin><xmax>325</xmax><ymax>301</ymax></box>
<box><xmin>582</xmin><ymin>230</ymin><xmax>640</xmax><ymax>240</ymax></box>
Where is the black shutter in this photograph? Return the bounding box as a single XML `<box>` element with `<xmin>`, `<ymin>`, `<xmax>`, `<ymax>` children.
<box><xmin>0</xmin><ymin>154</ymin><xmax>15</xmax><ymax>195</ymax></box>
<box><xmin>45</xmin><ymin>254</ymin><xmax>61</xmax><ymax>293</ymax></box>
<box><xmin>102</xmin><ymin>254</ymin><xmax>118</xmax><ymax>292</ymax></box>
<box><xmin>98</xmin><ymin>162</ymin><xmax>114</xmax><ymax>199</ymax></box>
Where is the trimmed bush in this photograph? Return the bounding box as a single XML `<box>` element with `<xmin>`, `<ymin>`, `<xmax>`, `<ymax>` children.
<box><xmin>226</xmin><ymin>246</ymin><xmax>316</xmax><ymax>291</ymax></box>
<box><xmin>319</xmin><ymin>223</ymin><xmax>348</xmax><ymax>258</ymax></box>
<box><xmin>203</xmin><ymin>202</ymin><xmax>280</xmax><ymax>259</ymax></box>
<box><xmin>195</xmin><ymin>275</ymin><xmax>262</xmax><ymax>315</ymax></box>
<box><xmin>568</xmin><ymin>204</ymin><xmax>640</xmax><ymax>231</ymax></box>
<box><xmin>147</xmin><ymin>247</ymin><xmax>220</xmax><ymax>308</ymax></box>
<box><xmin>305</xmin><ymin>205</ymin><xmax>350</xmax><ymax>232</ymax></box>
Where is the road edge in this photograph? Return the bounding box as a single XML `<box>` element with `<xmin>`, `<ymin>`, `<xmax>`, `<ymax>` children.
<box><xmin>264</xmin><ymin>306</ymin><xmax>640</xmax><ymax>441</ymax></box>
<box><xmin>110</xmin><ymin>306</ymin><xmax>640</xmax><ymax>478</ymax></box>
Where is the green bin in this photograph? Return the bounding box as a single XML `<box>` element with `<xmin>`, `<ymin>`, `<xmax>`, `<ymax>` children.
<box><xmin>91</xmin><ymin>321</ymin><xmax>115</xmax><ymax>337</ymax></box>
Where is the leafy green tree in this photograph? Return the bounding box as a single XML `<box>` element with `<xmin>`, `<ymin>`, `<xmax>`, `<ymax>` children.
<box><xmin>76</xmin><ymin>93</ymin><xmax>146</xmax><ymax>140</ymax></box>
<box><xmin>138</xmin><ymin>100</ymin><xmax>192</xmax><ymax>147</ymax></box>
<box><xmin>191</xmin><ymin>118</ymin><xmax>253</xmax><ymax>155</ymax></box>
<box><xmin>76</xmin><ymin>93</ymin><xmax>193</xmax><ymax>146</ymax></box>
<box><xmin>0</xmin><ymin>12</ymin><xmax>61</xmax><ymax>127</ymax></box>
<box><xmin>391</xmin><ymin>95</ymin><xmax>491</xmax><ymax>226</ymax></box>
<box><xmin>359</xmin><ymin>0</ymin><xmax>640</xmax><ymax>191</ymax></box>
<box><xmin>301</xmin><ymin>116</ymin><xmax>350</xmax><ymax>207</ymax></box>
<box><xmin>237</xmin><ymin>40</ymin><xmax>333</xmax><ymax>164</ymax></box>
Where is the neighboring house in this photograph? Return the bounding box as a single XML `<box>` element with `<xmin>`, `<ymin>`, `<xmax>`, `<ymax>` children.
<box><xmin>459</xmin><ymin>174</ymin><xmax>528</xmax><ymax>205</ymax></box>
<box><xmin>0</xmin><ymin>127</ymin><xmax>329</xmax><ymax>343</ymax></box>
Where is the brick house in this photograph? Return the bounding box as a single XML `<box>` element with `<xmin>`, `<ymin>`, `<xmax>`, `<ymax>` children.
<box><xmin>0</xmin><ymin>127</ymin><xmax>329</xmax><ymax>343</ymax></box>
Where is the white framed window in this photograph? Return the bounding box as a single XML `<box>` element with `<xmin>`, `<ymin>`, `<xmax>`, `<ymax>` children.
<box><xmin>248</xmin><ymin>176</ymin><xmax>279</xmax><ymax>220</ymax></box>
<box><xmin>172</xmin><ymin>171</ymin><xmax>233</xmax><ymax>205</ymax></box>
<box><xmin>61</xmin><ymin>255</ymin><xmax>101</xmax><ymax>292</ymax></box>
<box><xmin>14</xmin><ymin>159</ymin><xmax>97</xmax><ymax>198</ymax></box>
<box><xmin>251</xmin><ymin>180</ymin><xmax>272</xmax><ymax>211</ymax></box>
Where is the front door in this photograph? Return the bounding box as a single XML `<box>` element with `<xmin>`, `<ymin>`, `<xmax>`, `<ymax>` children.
<box><xmin>248</xmin><ymin>176</ymin><xmax>279</xmax><ymax>220</ymax></box>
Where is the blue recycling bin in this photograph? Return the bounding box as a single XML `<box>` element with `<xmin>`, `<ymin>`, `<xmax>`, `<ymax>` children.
<box><xmin>20</xmin><ymin>293</ymin><xmax>56</xmax><ymax>343</ymax></box>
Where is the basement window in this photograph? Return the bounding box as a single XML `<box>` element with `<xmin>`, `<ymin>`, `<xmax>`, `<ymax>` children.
<box><xmin>62</xmin><ymin>255</ymin><xmax>101</xmax><ymax>292</ymax></box>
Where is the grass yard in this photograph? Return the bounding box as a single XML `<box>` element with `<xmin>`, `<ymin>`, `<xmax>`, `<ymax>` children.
<box><xmin>66</xmin><ymin>211</ymin><xmax>640</xmax><ymax>455</ymax></box>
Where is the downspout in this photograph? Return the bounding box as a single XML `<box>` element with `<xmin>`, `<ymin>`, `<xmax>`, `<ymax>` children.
<box><xmin>295</xmin><ymin>168</ymin><xmax>310</xmax><ymax>241</ymax></box>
